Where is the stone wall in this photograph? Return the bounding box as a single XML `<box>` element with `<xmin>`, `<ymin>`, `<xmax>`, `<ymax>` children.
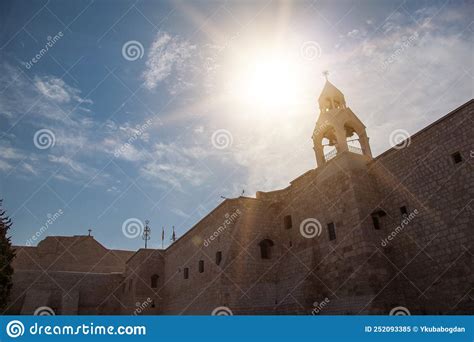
<box><xmin>7</xmin><ymin>236</ymin><xmax>132</xmax><ymax>315</ymax></box>
<box><xmin>367</xmin><ymin>100</ymin><xmax>474</xmax><ymax>314</ymax></box>
<box><xmin>6</xmin><ymin>100</ymin><xmax>472</xmax><ymax>315</ymax></box>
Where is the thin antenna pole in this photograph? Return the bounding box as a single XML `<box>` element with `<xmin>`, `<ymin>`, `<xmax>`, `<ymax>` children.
<box><xmin>161</xmin><ymin>226</ymin><xmax>164</xmax><ymax>249</ymax></box>
<box><xmin>143</xmin><ymin>220</ymin><xmax>151</xmax><ymax>249</ymax></box>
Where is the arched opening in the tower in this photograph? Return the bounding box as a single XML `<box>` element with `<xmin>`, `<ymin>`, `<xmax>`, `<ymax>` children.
<box><xmin>322</xmin><ymin>127</ymin><xmax>338</xmax><ymax>161</ymax></box>
<box><xmin>344</xmin><ymin>124</ymin><xmax>363</xmax><ymax>155</ymax></box>
<box><xmin>322</xmin><ymin>97</ymin><xmax>333</xmax><ymax>112</ymax></box>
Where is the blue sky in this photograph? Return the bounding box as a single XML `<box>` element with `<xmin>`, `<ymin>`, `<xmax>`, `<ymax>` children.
<box><xmin>0</xmin><ymin>0</ymin><xmax>472</xmax><ymax>250</ymax></box>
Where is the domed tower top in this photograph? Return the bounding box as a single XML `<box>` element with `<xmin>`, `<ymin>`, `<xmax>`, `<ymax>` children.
<box><xmin>312</xmin><ymin>71</ymin><xmax>373</xmax><ymax>167</ymax></box>
<box><xmin>318</xmin><ymin>71</ymin><xmax>346</xmax><ymax>113</ymax></box>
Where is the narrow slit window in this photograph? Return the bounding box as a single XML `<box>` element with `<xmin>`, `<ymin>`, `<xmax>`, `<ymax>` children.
<box><xmin>284</xmin><ymin>215</ymin><xmax>292</xmax><ymax>229</ymax></box>
<box><xmin>199</xmin><ymin>260</ymin><xmax>204</xmax><ymax>273</ymax></box>
<box><xmin>327</xmin><ymin>222</ymin><xmax>336</xmax><ymax>240</ymax></box>
<box><xmin>451</xmin><ymin>151</ymin><xmax>463</xmax><ymax>164</ymax></box>
<box><xmin>400</xmin><ymin>206</ymin><xmax>408</xmax><ymax>217</ymax></box>
<box><xmin>183</xmin><ymin>267</ymin><xmax>189</xmax><ymax>279</ymax></box>
<box><xmin>259</xmin><ymin>239</ymin><xmax>274</xmax><ymax>259</ymax></box>
<box><xmin>151</xmin><ymin>274</ymin><xmax>159</xmax><ymax>288</ymax></box>
<box><xmin>371</xmin><ymin>215</ymin><xmax>381</xmax><ymax>230</ymax></box>
<box><xmin>215</xmin><ymin>251</ymin><xmax>222</xmax><ymax>265</ymax></box>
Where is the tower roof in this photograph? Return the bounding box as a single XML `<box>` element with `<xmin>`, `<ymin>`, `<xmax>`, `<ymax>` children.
<box><xmin>318</xmin><ymin>80</ymin><xmax>345</xmax><ymax>101</ymax></box>
<box><xmin>318</xmin><ymin>78</ymin><xmax>347</xmax><ymax>113</ymax></box>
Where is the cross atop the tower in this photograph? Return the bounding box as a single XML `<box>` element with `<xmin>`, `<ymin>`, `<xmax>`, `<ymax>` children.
<box><xmin>322</xmin><ymin>70</ymin><xmax>329</xmax><ymax>81</ymax></box>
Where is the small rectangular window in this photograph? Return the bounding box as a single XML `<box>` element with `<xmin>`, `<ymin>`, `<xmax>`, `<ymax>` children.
<box><xmin>215</xmin><ymin>251</ymin><xmax>222</xmax><ymax>265</ymax></box>
<box><xmin>451</xmin><ymin>152</ymin><xmax>463</xmax><ymax>164</ymax></box>
<box><xmin>284</xmin><ymin>215</ymin><xmax>292</xmax><ymax>229</ymax></box>
<box><xmin>199</xmin><ymin>260</ymin><xmax>204</xmax><ymax>273</ymax></box>
<box><xmin>183</xmin><ymin>267</ymin><xmax>189</xmax><ymax>279</ymax></box>
<box><xmin>327</xmin><ymin>222</ymin><xmax>336</xmax><ymax>240</ymax></box>
<box><xmin>400</xmin><ymin>206</ymin><xmax>408</xmax><ymax>217</ymax></box>
<box><xmin>371</xmin><ymin>215</ymin><xmax>381</xmax><ymax>230</ymax></box>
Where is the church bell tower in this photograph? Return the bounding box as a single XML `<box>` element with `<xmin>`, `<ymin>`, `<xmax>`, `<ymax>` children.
<box><xmin>312</xmin><ymin>72</ymin><xmax>373</xmax><ymax>167</ymax></box>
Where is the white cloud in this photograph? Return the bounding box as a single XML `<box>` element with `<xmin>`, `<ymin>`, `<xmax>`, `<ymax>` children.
<box><xmin>0</xmin><ymin>65</ymin><xmax>92</xmax><ymax>125</ymax></box>
<box><xmin>0</xmin><ymin>143</ymin><xmax>28</xmax><ymax>175</ymax></box>
<box><xmin>347</xmin><ymin>29</ymin><xmax>360</xmax><ymax>38</ymax></box>
<box><xmin>184</xmin><ymin>4</ymin><xmax>473</xmax><ymax>195</ymax></box>
<box><xmin>2</xmin><ymin>146</ymin><xmax>25</xmax><ymax>160</ymax></box>
<box><xmin>143</xmin><ymin>32</ymin><xmax>197</xmax><ymax>92</ymax></box>
<box><xmin>34</xmin><ymin>76</ymin><xmax>92</xmax><ymax>104</ymax></box>
<box><xmin>140</xmin><ymin>142</ymin><xmax>211</xmax><ymax>190</ymax></box>
<box><xmin>319</xmin><ymin>5</ymin><xmax>473</xmax><ymax>157</ymax></box>
<box><xmin>21</xmin><ymin>162</ymin><xmax>38</xmax><ymax>176</ymax></box>
<box><xmin>170</xmin><ymin>207</ymin><xmax>190</xmax><ymax>218</ymax></box>
<box><xmin>48</xmin><ymin>155</ymin><xmax>87</xmax><ymax>175</ymax></box>
<box><xmin>1</xmin><ymin>4</ymin><xmax>471</xmax><ymax>201</ymax></box>
<box><xmin>0</xmin><ymin>159</ymin><xmax>12</xmax><ymax>172</ymax></box>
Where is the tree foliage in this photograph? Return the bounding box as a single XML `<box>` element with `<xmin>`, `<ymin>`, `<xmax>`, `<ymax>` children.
<box><xmin>0</xmin><ymin>199</ymin><xmax>14</xmax><ymax>309</ymax></box>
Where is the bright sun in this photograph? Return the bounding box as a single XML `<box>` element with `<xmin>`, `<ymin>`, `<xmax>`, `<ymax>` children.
<box><xmin>227</xmin><ymin>49</ymin><xmax>305</xmax><ymax>111</ymax></box>
<box><xmin>242</xmin><ymin>58</ymin><xmax>299</xmax><ymax>107</ymax></box>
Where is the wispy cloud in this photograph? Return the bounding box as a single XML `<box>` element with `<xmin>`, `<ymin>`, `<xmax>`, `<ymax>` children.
<box><xmin>143</xmin><ymin>32</ymin><xmax>197</xmax><ymax>93</ymax></box>
<box><xmin>1</xmin><ymin>3</ymin><xmax>471</xmax><ymax>200</ymax></box>
<box><xmin>34</xmin><ymin>76</ymin><xmax>93</xmax><ymax>104</ymax></box>
<box><xmin>0</xmin><ymin>64</ymin><xmax>92</xmax><ymax>125</ymax></box>
<box><xmin>140</xmin><ymin>142</ymin><xmax>211</xmax><ymax>190</ymax></box>
<box><xmin>0</xmin><ymin>160</ymin><xmax>12</xmax><ymax>172</ymax></box>
<box><xmin>0</xmin><ymin>142</ymin><xmax>30</xmax><ymax>175</ymax></box>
